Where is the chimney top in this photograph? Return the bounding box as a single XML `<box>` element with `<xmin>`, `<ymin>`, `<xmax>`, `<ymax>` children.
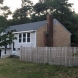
<box><xmin>47</xmin><ymin>14</ymin><xmax>53</xmax><ymax>19</ymax></box>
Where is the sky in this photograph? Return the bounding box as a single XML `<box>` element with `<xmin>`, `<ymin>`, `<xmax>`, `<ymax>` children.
<box><xmin>3</xmin><ymin>0</ymin><xmax>78</xmax><ymax>13</ymax></box>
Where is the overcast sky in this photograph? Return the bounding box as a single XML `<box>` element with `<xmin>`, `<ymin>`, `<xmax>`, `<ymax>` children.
<box><xmin>3</xmin><ymin>0</ymin><xmax>78</xmax><ymax>13</ymax></box>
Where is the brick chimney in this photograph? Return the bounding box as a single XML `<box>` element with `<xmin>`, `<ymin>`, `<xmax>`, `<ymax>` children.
<box><xmin>46</xmin><ymin>14</ymin><xmax>53</xmax><ymax>47</ymax></box>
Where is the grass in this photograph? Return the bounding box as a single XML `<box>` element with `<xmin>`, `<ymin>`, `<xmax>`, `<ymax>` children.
<box><xmin>0</xmin><ymin>58</ymin><xmax>78</xmax><ymax>78</ymax></box>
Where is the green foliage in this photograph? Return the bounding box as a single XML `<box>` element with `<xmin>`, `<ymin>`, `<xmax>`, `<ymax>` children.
<box><xmin>31</xmin><ymin>14</ymin><xmax>46</xmax><ymax>22</ymax></box>
<box><xmin>73</xmin><ymin>52</ymin><xmax>78</xmax><ymax>56</ymax></box>
<box><xmin>8</xmin><ymin>18</ymin><xmax>31</xmax><ymax>26</ymax></box>
<box><xmin>0</xmin><ymin>0</ymin><xmax>16</xmax><ymax>47</ymax></box>
<box><xmin>33</xmin><ymin>3</ymin><xmax>48</xmax><ymax>16</ymax></box>
<box><xmin>12</xmin><ymin>0</ymin><xmax>33</xmax><ymax>25</ymax></box>
<box><xmin>0</xmin><ymin>16</ymin><xmax>16</xmax><ymax>47</ymax></box>
<box><xmin>0</xmin><ymin>16</ymin><xmax>7</xmax><ymax>32</ymax></box>
<box><xmin>13</xmin><ymin>6</ymin><xmax>32</xmax><ymax>19</ymax></box>
<box><xmin>0</xmin><ymin>0</ymin><xmax>12</xmax><ymax>18</ymax></box>
<box><xmin>40</xmin><ymin>0</ymin><xmax>73</xmax><ymax>25</ymax></box>
<box><xmin>66</xmin><ymin>13</ymin><xmax>78</xmax><ymax>44</ymax></box>
<box><xmin>22</xmin><ymin>0</ymin><xmax>33</xmax><ymax>7</ymax></box>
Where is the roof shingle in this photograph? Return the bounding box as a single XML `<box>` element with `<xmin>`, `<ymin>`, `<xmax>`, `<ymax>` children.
<box><xmin>6</xmin><ymin>20</ymin><xmax>47</xmax><ymax>32</ymax></box>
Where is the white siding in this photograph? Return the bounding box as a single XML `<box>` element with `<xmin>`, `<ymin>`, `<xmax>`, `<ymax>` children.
<box><xmin>14</xmin><ymin>32</ymin><xmax>36</xmax><ymax>48</ymax></box>
<box><xmin>10</xmin><ymin>32</ymin><xmax>36</xmax><ymax>56</ymax></box>
<box><xmin>1</xmin><ymin>49</ymin><xmax>11</xmax><ymax>58</ymax></box>
<box><xmin>0</xmin><ymin>31</ymin><xmax>36</xmax><ymax>57</ymax></box>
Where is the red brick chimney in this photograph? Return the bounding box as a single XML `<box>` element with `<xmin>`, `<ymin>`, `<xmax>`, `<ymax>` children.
<box><xmin>46</xmin><ymin>14</ymin><xmax>53</xmax><ymax>47</ymax></box>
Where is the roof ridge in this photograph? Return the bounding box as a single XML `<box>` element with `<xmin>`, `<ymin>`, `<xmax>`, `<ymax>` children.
<box><xmin>54</xmin><ymin>19</ymin><xmax>71</xmax><ymax>35</ymax></box>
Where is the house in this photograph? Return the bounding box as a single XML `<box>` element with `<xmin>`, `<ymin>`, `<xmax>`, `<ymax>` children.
<box><xmin>0</xmin><ymin>14</ymin><xmax>71</xmax><ymax>58</ymax></box>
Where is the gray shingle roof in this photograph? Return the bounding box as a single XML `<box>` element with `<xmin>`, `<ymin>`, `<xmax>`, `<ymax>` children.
<box><xmin>6</xmin><ymin>20</ymin><xmax>47</xmax><ymax>32</ymax></box>
<box><xmin>6</xmin><ymin>19</ymin><xmax>71</xmax><ymax>35</ymax></box>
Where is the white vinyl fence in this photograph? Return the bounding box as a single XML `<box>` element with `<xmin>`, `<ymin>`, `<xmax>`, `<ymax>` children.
<box><xmin>20</xmin><ymin>47</ymin><xmax>78</xmax><ymax>66</ymax></box>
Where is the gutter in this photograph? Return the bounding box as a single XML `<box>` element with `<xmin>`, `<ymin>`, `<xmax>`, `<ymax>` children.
<box><xmin>12</xmin><ymin>30</ymin><xmax>36</xmax><ymax>34</ymax></box>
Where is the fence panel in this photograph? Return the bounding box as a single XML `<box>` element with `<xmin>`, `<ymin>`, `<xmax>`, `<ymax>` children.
<box><xmin>20</xmin><ymin>47</ymin><xmax>78</xmax><ymax>66</ymax></box>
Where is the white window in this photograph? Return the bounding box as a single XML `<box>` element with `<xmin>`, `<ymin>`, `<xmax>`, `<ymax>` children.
<box><xmin>23</xmin><ymin>33</ymin><xmax>26</xmax><ymax>42</ymax></box>
<box><xmin>19</xmin><ymin>34</ymin><xmax>22</xmax><ymax>43</ymax></box>
<box><xmin>19</xmin><ymin>33</ymin><xmax>30</xmax><ymax>43</ymax></box>
<box><xmin>27</xmin><ymin>33</ymin><xmax>30</xmax><ymax>42</ymax></box>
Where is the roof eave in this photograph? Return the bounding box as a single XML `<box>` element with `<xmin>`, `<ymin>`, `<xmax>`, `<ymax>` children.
<box><xmin>54</xmin><ymin>19</ymin><xmax>72</xmax><ymax>35</ymax></box>
<box><xmin>13</xmin><ymin>30</ymin><xmax>36</xmax><ymax>34</ymax></box>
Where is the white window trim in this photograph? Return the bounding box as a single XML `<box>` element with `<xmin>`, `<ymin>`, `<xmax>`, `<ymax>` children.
<box><xmin>23</xmin><ymin>33</ymin><xmax>26</xmax><ymax>43</ymax></box>
<box><xmin>18</xmin><ymin>33</ymin><xmax>31</xmax><ymax>44</ymax></box>
<box><xmin>13</xmin><ymin>30</ymin><xmax>35</xmax><ymax>34</ymax></box>
<box><xmin>19</xmin><ymin>34</ymin><xmax>22</xmax><ymax>43</ymax></box>
<box><xmin>27</xmin><ymin>33</ymin><xmax>30</xmax><ymax>43</ymax></box>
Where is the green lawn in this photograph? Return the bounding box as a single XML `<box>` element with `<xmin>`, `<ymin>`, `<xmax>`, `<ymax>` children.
<box><xmin>0</xmin><ymin>58</ymin><xmax>78</xmax><ymax>78</ymax></box>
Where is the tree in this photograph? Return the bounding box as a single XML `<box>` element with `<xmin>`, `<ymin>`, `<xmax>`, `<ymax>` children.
<box><xmin>13</xmin><ymin>6</ymin><xmax>32</xmax><ymax>19</ymax></box>
<box><xmin>22</xmin><ymin>0</ymin><xmax>33</xmax><ymax>7</ymax></box>
<box><xmin>39</xmin><ymin>0</ymin><xmax>73</xmax><ymax>25</ymax></box>
<box><xmin>31</xmin><ymin>14</ymin><xmax>46</xmax><ymax>22</ymax></box>
<box><xmin>32</xmin><ymin>0</ymin><xmax>78</xmax><ymax>45</ymax></box>
<box><xmin>0</xmin><ymin>0</ymin><xmax>12</xmax><ymax>18</ymax></box>
<box><xmin>50</xmin><ymin>0</ymin><xmax>73</xmax><ymax>24</ymax></box>
<box><xmin>0</xmin><ymin>0</ymin><xmax>16</xmax><ymax>52</ymax></box>
<box><xmin>39</xmin><ymin>0</ymin><xmax>51</xmax><ymax>3</ymax></box>
<box><xmin>70</xmin><ymin>14</ymin><xmax>78</xmax><ymax>44</ymax></box>
<box><xmin>33</xmin><ymin>3</ymin><xmax>48</xmax><ymax>16</ymax></box>
<box><xmin>31</xmin><ymin>2</ymin><xmax>49</xmax><ymax>22</ymax></box>
<box><xmin>12</xmin><ymin>0</ymin><xmax>33</xmax><ymax>25</ymax></box>
<box><xmin>1</xmin><ymin>6</ymin><xmax>12</xmax><ymax>18</ymax></box>
<box><xmin>0</xmin><ymin>16</ymin><xmax>16</xmax><ymax>47</ymax></box>
<box><xmin>13</xmin><ymin>0</ymin><xmax>33</xmax><ymax>19</ymax></box>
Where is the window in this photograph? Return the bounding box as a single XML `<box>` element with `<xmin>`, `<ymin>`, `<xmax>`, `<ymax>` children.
<box><xmin>27</xmin><ymin>33</ymin><xmax>30</xmax><ymax>42</ymax></box>
<box><xmin>19</xmin><ymin>34</ymin><xmax>22</xmax><ymax>43</ymax></box>
<box><xmin>19</xmin><ymin>33</ymin><xmax>30</xmax><ymax>43</ymax></box>
<box><xmin>23</xmin><ymin>33</ymin><xmax>26</xmax><ymax>42</ymax></box>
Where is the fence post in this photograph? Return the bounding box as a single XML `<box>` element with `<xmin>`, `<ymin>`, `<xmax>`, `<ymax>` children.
<box><xmin>46</xmin><ymin>47</ymin><xmax>48</xmax><ymax>63</ymax></box>
<box><xmin>73</xmin><ymin>47</ymin><xmax>77</xmax><ymax>66</ymax></box>
<box><xmin>65</xmin><ymin>47</ymin><xmax>67</xmax><ymax>66</ymax></box>
<box><xmin>48</xmin><ymin>47</ymin><xmax>51</xmax><ymax>64</ymax></box>
<box><xmin>20</xmin><ymin>46</ymin><xmax>22</xmax><ymax>60</ymax></box>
